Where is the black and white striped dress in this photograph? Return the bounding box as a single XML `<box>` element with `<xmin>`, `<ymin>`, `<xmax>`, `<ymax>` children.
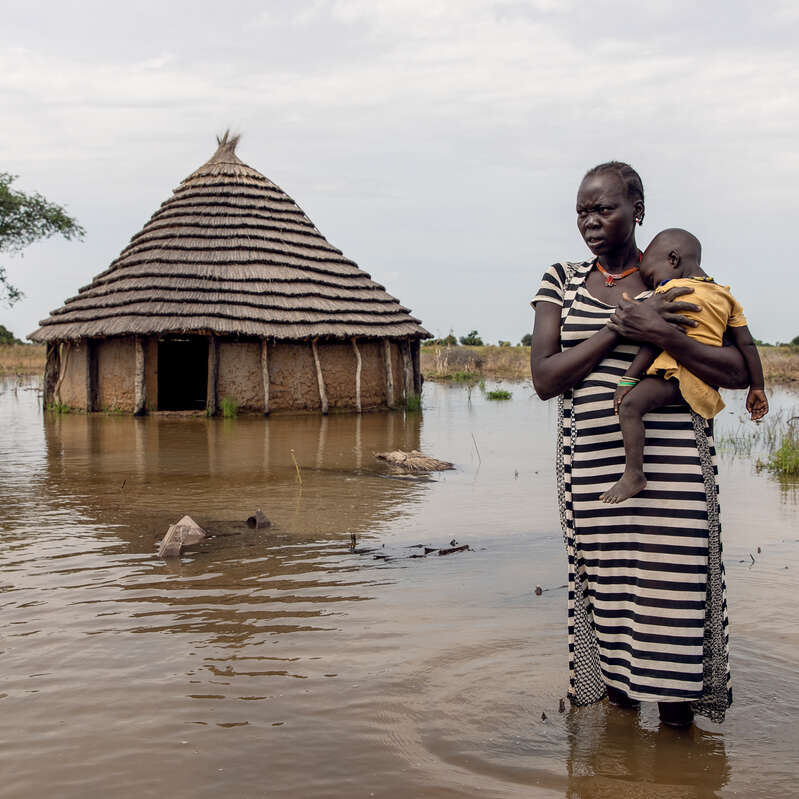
<box><xmin>534</xmin><ymin>261</ymin><xmax>731</xmax><ymax>722</ymax></box>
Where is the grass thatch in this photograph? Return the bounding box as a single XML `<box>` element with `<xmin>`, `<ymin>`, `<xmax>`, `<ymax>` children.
<box><xmin>422</xmin><ymin>344</ymin><xmax>799</xmax><ymax>384</ymax></box>
<box><xmin>375</xmin><ymin>450</ymin><xmax>454</xmax><ymax>472</ymax></box>
<box><xmin>31</xmin><ymin>133</ymin><xmax>428</xmax><ymax>343</ymax></box>
<box><xmin>0</xmin><ymin>344</ymin><xmax>46</xmax><ymax>374</ymax></box>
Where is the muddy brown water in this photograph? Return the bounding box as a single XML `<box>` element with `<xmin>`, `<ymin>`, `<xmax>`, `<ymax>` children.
<box><xmin>1</xmin><ymin>375</ymin><xmax>798</xmax><ymax>798</ymax></box>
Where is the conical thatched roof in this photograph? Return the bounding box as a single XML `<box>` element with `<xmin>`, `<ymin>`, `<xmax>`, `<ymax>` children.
<box><xmin>30</xmin><ymin>133</ymin><xmax>429</xmax><ymax>342</ymax></box>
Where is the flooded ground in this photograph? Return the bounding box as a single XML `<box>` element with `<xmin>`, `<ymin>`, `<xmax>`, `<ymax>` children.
<box><xmin>1</xmin><ymin>375</ymin><xmax>798</xmax><ymax>798</ymax></box>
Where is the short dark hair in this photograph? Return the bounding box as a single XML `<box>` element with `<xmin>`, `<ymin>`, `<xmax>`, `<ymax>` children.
<box><xmin>583</xmin><ymin>161</ymin><xmax>644</xmax><ymax>205</ymax></box>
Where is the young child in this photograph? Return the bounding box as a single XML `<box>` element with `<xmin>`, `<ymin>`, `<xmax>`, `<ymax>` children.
<box><xmin>600</xmin><ymin>228</ymin><xmax>768</xmax><ymax>503</ymax></box>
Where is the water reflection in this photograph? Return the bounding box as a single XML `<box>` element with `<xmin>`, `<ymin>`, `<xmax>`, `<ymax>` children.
<box><xmin>565</xmin><ymin>704</ymin><xmax>729</xmax><ymax>798</ymax></box>
<box><xmin>36</xmin><ymin>405</ymin><xmax>425</xmax><ymax>544</ymax></box>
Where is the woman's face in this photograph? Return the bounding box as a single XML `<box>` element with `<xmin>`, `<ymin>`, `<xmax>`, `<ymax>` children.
<box><xmin>576</xmin><ymin>173</ymin><xmax>642</xmax><ymax>257</ymax></box>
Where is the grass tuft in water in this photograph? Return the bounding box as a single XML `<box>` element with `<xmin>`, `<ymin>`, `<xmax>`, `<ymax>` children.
<box><xmin>486</xmin><ymin>389</ymin><xmax>512</xmax><ymax>401</ymax></box>
<box><xmin>405</xmin><ymin>393</ymin><xmax>422</xmax><ymax>412</ymax></box>
<box><xmin>220</xmin><ymin>396</ymin><xmax>239</xmax><ymax>418</ymax></box>
<box><xmin>766</xmin><ymin>426</ymin><xmax>799</xmax><ymax>475</ymax></box>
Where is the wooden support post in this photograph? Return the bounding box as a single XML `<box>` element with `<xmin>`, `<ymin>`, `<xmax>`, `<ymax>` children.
<box><xmin>43</xmin><ymin>342</ymin><xmax>60</xmax><ymax>408</ymax></box>
<box><xmin>206</xmin><ymin>334</ymin><xmax>218</xmax><ymax>416</ymax></box>
<box><xmin>85</xmin><ymin>339</ymin><xmax>97</xmax><ymax>412</ymax></box>
<box><xmin>351</xmin><ymin>337</ymin><xmax>362</xmax><ymax>413</ymax></box>
<box><xmin>54</xmin><ymin>342</ymin><xmax>71</xmax><ymax>407</ymax></box>
<box><xmin>402</xmin><ymin>338</ymin><xmax>413</xmax><ymax>402</ymax></box>
<box><xmin>411</xmin><ymin>338</ymin><xmax>422</xmax><ymax>395</ymax></box>
<box><xmin>260</xmin><ymin>338</ymin><xmax>270</xmax><ymax>415</ymax></box>
<box><xmin>383</xmin><ymin>339</ymin><xmax>395</xmax><ymax>409</ymax></box>
<box><xmin>311</xmin><ymin>338</ymin><xmax>328</xmax><ymax>415</ymax></box>
<box><xmin>134</xmin><ymin>336</ymin><xmax>147</xmax><ymax>416</ymax></box>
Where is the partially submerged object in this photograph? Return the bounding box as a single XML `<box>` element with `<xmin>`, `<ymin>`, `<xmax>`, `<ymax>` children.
<box><xmin>158</xmin><ymin>515</ymin><xmax>207</xmax><ymax>558</ymax></box>
<box><xmin>247</xmin><ymin>509</ymin><xmax>271</xmax><ymax>529</ymax></box>
<box><xmin>375</xmin><ymin>450</ymin><xmax>454</xmax><ymax>473</ymax></box>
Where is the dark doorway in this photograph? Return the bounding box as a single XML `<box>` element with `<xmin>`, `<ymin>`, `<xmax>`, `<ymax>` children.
<box><xmin>158</xmin><ymin>337</ymin><xmax>208</xmax><ymax>411</ymax></box>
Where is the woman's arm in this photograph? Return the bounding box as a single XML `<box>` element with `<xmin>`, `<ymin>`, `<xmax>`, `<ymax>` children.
<box><xmin>531</xmin><ymin>302</ymin><xmax>620</xmax><ymax>399</ymax></box>
<box><xmin>607</xmin><ymin>290</ymin><xmax>749</xmax><ymax>389</ymax></box>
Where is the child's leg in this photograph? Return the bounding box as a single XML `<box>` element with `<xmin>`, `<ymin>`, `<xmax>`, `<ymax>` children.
<box><xmin>600</xmin><ymin>376</ymin><xmax>683</xmax><ymax>503</ymax></box>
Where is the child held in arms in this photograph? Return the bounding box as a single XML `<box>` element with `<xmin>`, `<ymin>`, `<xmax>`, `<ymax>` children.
<box><xmin>600</xmin><ymin>228</ymin><xmax>768</xmax><ymax>503</ymax></box>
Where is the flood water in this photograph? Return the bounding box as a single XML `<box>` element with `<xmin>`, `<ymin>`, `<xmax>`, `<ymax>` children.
<box><xmin>1</xmin><ymin>375</ymin><xmax>798</xmax><ymax>798</ymax></box>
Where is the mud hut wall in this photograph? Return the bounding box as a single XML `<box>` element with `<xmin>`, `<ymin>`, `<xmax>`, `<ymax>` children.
<box><xmin>218</xmin><ymin>341</ymin><xmax>263</xmax><ymax>411</ymax></box>
<box><xmin>268</xmin><ymin>341</ymin><xmax>322</xmax><ymax>412</ymax></box>
<box><xmin>144</xmin><ymin>337</ymin><xmax>159</xmax><ymax>411</ymax></box>
<box><xmin>388</xmin><ymin>340</ymin><xmax>406</xmax><ymax>402</ymax></box>
<box><xmin>357</xmin><ymin>339</ymin><xmax>389</xmax><ymax>408</ymax></box>
<box><xmin>58</xmin><ymin>339</ymin><xmax>89</xmax><ymax>410</ymax></box>
<box><xmin>95</xmin><ymin>337</ymin><xmax>136</xmax><ymax>412</ymax></box>
<box><xmin>316</xmin><ymin>340</ymin><xmax>358</xmax><ymax>409</ymax></box>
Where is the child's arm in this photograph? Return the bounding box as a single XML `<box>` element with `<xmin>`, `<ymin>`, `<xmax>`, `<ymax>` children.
<box><xmin>727</xmin><ymin>325</ymin><xmax>769</xmax><ymax>420</ymax></box>
<box><xmin>614</xmin><ymin>344</ymin><xmax>660</xmax><ymax>413</ymax></box>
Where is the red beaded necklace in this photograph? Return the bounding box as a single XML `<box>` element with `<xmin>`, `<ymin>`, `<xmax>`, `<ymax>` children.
<box><xmin>595</xmin><ymin>253</ymin><xmax>642</xmax><ymax>286</ymax></box>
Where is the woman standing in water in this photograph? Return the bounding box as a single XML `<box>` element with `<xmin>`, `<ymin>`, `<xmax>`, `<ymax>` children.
<box><xmin>530</xmin><ymin>162</ymin><xmax>747</xmax><ymax>726</ymax></box>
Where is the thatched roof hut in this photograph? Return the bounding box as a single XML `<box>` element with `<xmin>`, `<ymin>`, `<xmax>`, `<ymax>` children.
<box><xmin>31</xmin><ymin>133</ymin><xmax>429</xmax><ymax>415</ymax></box>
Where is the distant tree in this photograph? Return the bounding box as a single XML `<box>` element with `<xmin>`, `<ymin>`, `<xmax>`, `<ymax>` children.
<box><xmin>520</xmin><ymin>333</ymin><xmax>532</xmax><ymax>346</ymax></box>
<box><xmin>498</xmin><ymin>340</ymin><xmax>511</xmax><ymax>347</ymax></box>
<box><xmin>791</xmin><ymin>335</ymin><xmax>799</xmax><ymax>347</ymax></box>
<box><xmin>0</xmin><ymin>323</ymin><xmax>21</xmax><ymax>345</ymax></box>
<box><xmin>0</xmin><ymin>172</ymin><xmax>85</xmax><ymax>305</ymax></box>
<box><xmin>425</xmin><ymin>329</ymin><xmax>458</xmax><ymax>347</ymax></box>
<box><xmin>459</xmin><ymin>330</ymin><xmax>483</xmax><ymax>346</ymax></box>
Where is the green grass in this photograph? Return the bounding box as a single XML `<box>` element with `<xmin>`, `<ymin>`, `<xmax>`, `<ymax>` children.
<box><xmin>450</xmin><ymin>370</ymin><xmax>480</xmax><ymax>383</ymax></box>
<box><xmin>485</xmin><ymin>389</ymin><xmax>512</xmax><ymax>400</ymax></box>
<box><xmin>405</xmin><ymin>393</ymin><xmax>422</xmax><ymax>411</ymax></box>
<box><xmin>46</xmin><ymin>401</ymin><xmax>71</xmax><ymax>414</ymax></box>
<box><xmin>718</xmin><ymin>409</ymin><xmax>799</xmax><ymax>478</ymax></box>
<box><xmin>765</xmin><ymin>429</ymin><xmax>799</xmax><ymax>475</ymax></box>
<box><xmin>220</xmin><ymin>396</ymin><xmax>239</xmax><ymax>418</ymax></box>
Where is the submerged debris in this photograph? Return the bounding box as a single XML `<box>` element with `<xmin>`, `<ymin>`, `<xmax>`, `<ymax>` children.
<box><xmin>246</xmin><ymin>509</ymin><xmax>271</xmax><ymax>529</ymax></box>
<box><xmin>158</xmin><ymin>515</ymin><xmax>207</xmax><ymax>559</ymax></box>
<box><xmin>375</xmin><ymin>450</ymin><xmax>455</xmax><ymax>473</ymax></box>
<box><xmin>438</xmin><ymin>544</ymin><xmax>469</xmax><ymax>556</ymax></box>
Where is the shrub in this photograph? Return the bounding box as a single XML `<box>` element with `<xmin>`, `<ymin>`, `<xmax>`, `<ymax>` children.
<box><xmin>425</xmin><ymin>330</ymin><xmax>457</xmax><ymax>347</ymax></box>
<box><xmin>459</xmin><ymin>330</ymin><xmax>484</xmax><ymax>346</ymax></box>
<box><xmin>486</xmin><ymin>389</ymin><xmax>512</xmax><ymax>400</ymax></box>
<box><xmin>520</xmin><ymin>333</ymin><xmax>532</xmax><ymax>347</ymax></box>
<box><xmin>0</xmin><ymin>324</ymin><xmax>21</xmax><ymax>345</ymax></box>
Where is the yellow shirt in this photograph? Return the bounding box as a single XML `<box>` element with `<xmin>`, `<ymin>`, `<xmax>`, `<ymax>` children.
<box><xmin>648</xmin><ymin>277</ymin><xmax>747</xmax><ymax>418</ymax></box>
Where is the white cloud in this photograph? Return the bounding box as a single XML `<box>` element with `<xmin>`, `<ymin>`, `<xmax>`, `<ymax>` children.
<box><xmin>1</xmin><ymin>0</ymin><xmax>798</xmax><ymax>343</ymax></box>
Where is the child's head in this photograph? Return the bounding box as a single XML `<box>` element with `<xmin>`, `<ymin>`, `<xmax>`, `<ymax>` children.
<box><xmin>639</xmin><ymin>228</ymin><xmax>702</xmax><ymax>288</ymax></box>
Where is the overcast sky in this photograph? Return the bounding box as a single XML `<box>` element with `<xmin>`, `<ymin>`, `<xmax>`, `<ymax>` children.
<box><xmin>2</xmin><ymin>0</ymin><xmax>798</xmax><ymax>344</ymax></box>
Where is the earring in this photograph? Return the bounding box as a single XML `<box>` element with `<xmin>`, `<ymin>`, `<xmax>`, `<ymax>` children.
<box><xmin>635</xmin><ymin>217</ymin><xmax>643</xmax><ymax>226</ymax></box>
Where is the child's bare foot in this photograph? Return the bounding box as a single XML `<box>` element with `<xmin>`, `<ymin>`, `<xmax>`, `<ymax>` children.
<box><xmin>600</xmin><ymin>472</ymin><xmax>647</xmax><ymax>503</ymax></box>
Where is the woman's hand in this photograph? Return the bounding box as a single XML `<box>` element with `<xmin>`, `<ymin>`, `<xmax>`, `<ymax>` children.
<box><xmin>606</xmin><ymin>287</ymin><xmax>700</xmax><ymax>342</ymax></box>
